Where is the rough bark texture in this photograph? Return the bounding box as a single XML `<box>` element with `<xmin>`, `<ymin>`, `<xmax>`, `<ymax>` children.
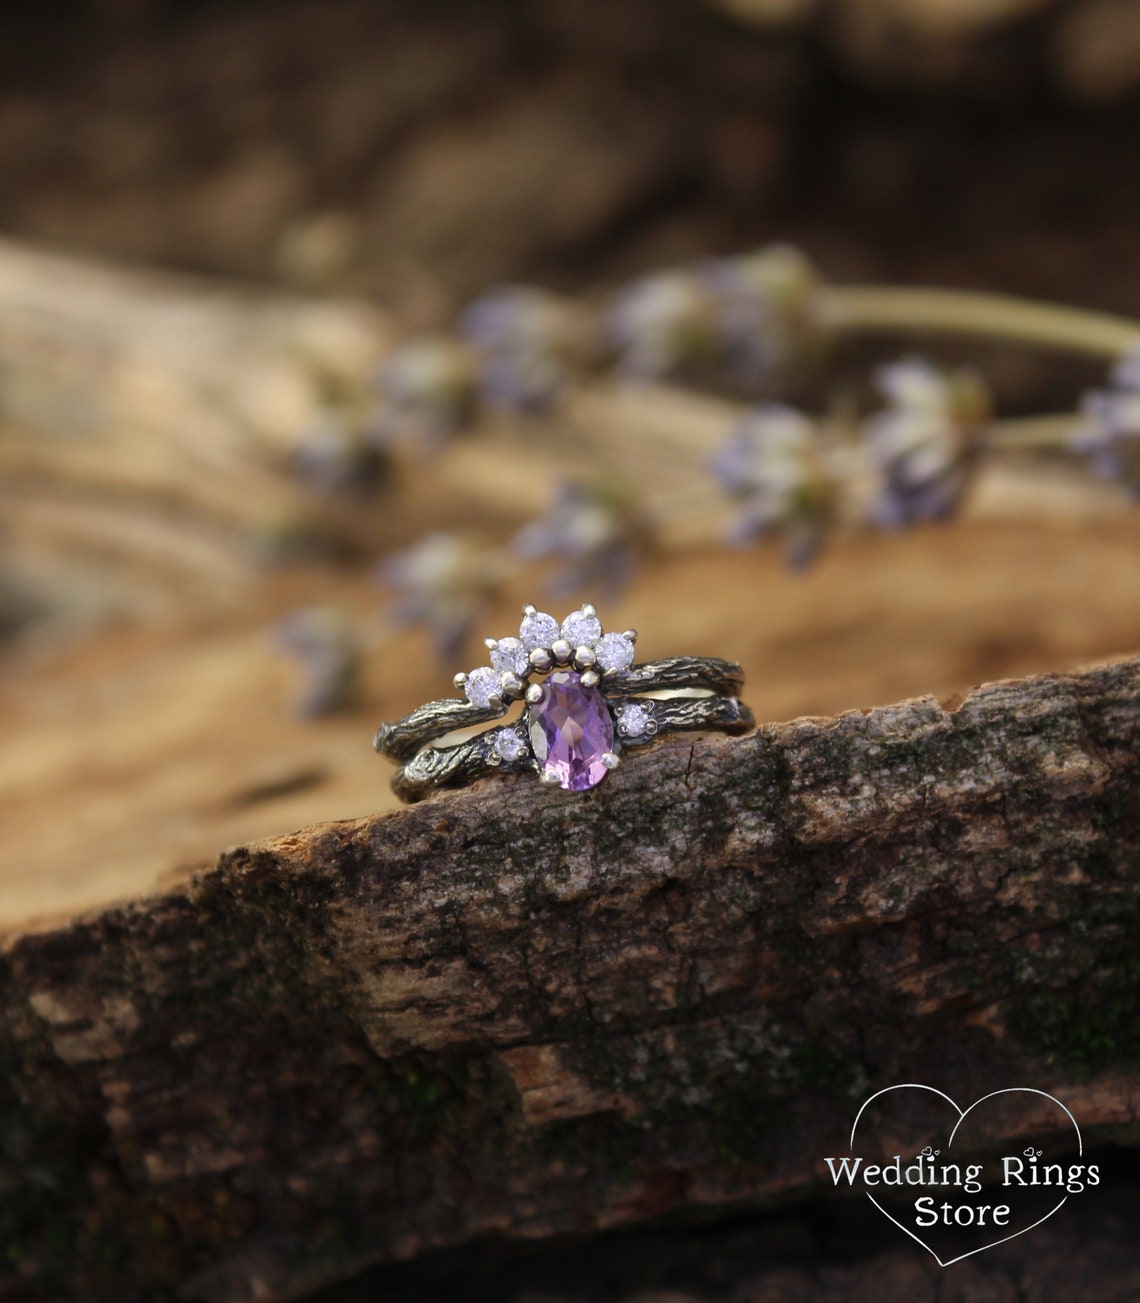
<box><xmin>3</xmin><ymin>656</ymin><xmax>1139</xmax><ymax>1301</ymax></box>
<box><xmin>309</xmin><ymin>1170</ymin><xmax>1140</xmax><ymax>1303</ymax></box>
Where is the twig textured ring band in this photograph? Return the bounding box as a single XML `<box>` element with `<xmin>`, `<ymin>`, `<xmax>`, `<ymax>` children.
<box><xmin>374</xmin><ymin>603</ymin><xmax>754</xmax><ymax>802</ymax></box>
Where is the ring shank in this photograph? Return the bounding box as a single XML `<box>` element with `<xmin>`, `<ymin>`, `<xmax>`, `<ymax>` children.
<box><xmin>389</xmin><ymin>691</ymin><xmax>754</xmax><ymax>803</ymax></box>
<box><xmin>375</xmin><ymin>657</ymin><xmax>746</xmax><ymax>763</ymax></box>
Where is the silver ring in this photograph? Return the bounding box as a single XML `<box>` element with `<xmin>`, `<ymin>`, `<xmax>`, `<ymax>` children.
<box><xmin>374</xmin><ymin>603</ymin><xmax>754</xmax><ymax>802</ymax></box>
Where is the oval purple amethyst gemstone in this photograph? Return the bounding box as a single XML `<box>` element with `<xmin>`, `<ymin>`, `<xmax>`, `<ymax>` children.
<box><xmin>527</xmin><ymin>670</ymin><xmax>615</xmax><ymax>791</ymax></box>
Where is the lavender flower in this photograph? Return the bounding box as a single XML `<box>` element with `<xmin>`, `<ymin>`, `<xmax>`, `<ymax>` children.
<box><xmin>378</xmin><ymin>532</ymin><xmax>505</xmax><ymax>661</ymax></box>
<box><xmin>513</xmin><ymin>479</ymin><xmax>649</xmax><ymax>597</ymax></box>
<box><xmin>863</xmin><ymin>357</ymin><xmax>990</xmax><ymax>528</ymax></box>
<box><xmin>293</xmin><ymin>405</ymin><xmax>387</xmax><ymax>497</ymax></box>
<box><xmin>708</xmin><ymin>404</ymin><xmax>837</xmax><ymax>569</ymax></box>
<box><xmin>274</xmin><ymin>607</ymin><xmax>360</xmax><ymax>717</ymax></box>
<box><xmin>605</xmin><ymin>269</ymin><xmax>718</xmax><ymax>380</ymax></box>
<box><xmin>368</xmin><ymin>336</ymin><xmax>477</xmax><ymax>450</ymax></box>
<box><xmin>458</xmin><ymin>285</ymin><xmax>584</xmax><ymax>412</ymax></box>
<box><xmin>702</xmin><ymin>244</ymin><xmax>822</xmax><ymax>385</ymax></box>
<box><xmin>1074</xmin><ymin>349</ymin><xmax>1140</xmax><ymax>495</ymax></box>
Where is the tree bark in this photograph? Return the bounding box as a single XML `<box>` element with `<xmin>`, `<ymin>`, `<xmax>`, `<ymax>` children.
<box><xmin>2</xmin><ymin>656</ymin><xmax>1138</xmax><ymax>1301</ymax></box>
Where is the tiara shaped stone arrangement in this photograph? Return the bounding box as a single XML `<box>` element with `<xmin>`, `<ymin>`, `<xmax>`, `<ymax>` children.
<box><xmin>374</xmin><ymin>604</ymin><xmax>754</xmax><ymax>803</ymax></box>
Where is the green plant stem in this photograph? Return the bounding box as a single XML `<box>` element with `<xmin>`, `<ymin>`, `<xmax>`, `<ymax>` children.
<box><xmin>981</xmin><ymin>414</ymin><xmax>1082</xmax><ymax>452</ymax></box>
<box><xmin>821</xmin><ymin>286</ymin><xmax>1140</xmax><ymax>360</ymax></box>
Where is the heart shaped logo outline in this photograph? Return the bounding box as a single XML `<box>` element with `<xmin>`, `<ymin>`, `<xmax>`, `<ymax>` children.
<box><xmin>848</xmin><ymin>1083</ymin><xmax>1084</xmax><ymax>1267</ymax></box>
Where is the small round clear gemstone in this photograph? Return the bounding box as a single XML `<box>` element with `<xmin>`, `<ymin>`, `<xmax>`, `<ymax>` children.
<box><xmin>464</xmin><ymin>666</ymin><xmax>500</xmax><ymax>708</ymax></box>
<box><xmin>561</xmin><ymin>609</ymin><xmax>602</xmax><ymax>647</ymax></box>
<box><xmin>493</xmin><ymin>728</ymin><xmax>526</xmax><ymax>761</ymax></box>
<box><xmin>519</xmin><ymin>610</ymin><xmax>559</xmax><ymax>651</ymax></box>
<box><xmin>491</xmin><ymin>637</ymin><xmax>530</xmax><ymax>677</ymax></box>
<box><xmin>620</xmin><ymin>702</ymin><xmax>650</xmax><ymax>736</ymax></box>
<box><xmin>595</xmin><ymin>632</ymin><xmax>635</xmax><ymax>673</ymax></box>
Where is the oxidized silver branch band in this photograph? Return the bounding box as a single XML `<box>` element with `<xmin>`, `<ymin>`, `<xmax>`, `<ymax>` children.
<box><xmin>374</xmin><ymin>604</ymin><xmax>754</xmax><ymax>802</ymax></box>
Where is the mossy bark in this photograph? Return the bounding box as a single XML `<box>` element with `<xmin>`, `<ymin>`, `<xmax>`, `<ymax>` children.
<box><xmin>2</xmin><ymin>657</ymin><xmax>1139</xmax><ymax>1301</ymax></box>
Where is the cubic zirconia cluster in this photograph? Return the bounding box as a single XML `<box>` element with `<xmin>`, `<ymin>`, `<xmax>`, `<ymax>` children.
<box><xmin>453</xmin><ymin>603</ymin><xmax>640</xmax><ymax>790</ymax></box>
<box><xmin>455</xmin><ymin>604</ymin><xmax>637</xmax><ymax>711</ymax></box>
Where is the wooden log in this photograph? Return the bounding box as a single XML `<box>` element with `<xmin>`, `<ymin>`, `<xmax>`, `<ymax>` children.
<box><xmin>2</xmin><ymin>654</ymin><xmax>1138</xmax><ymax>1300</ymax></box>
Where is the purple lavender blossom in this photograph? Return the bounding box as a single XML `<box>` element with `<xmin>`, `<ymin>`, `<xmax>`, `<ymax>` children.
<box><xmin>864</xmin><ymin>357</ymin><xmax>990</xmax><ymax>529</ymax></box>
<box><xmin>605</xmin><ymin>270</ymin><xmax>717</xmax><ymax>380</ymax></box>
<box><xmin>513</xmin><ymin>479</ymin><xmax>648</xmax><ymax>597</ymax></box>
<box><xmin>378</xmin><ymin>532</ymin><xmax>503</xmax><ymax>662</ymax></box>
<box><xmin>293</xmin><ymin>406</ymin><xmax>387</xmax><ymax>497</ymax></box>
<box><xmin>1074</xmin><ymin>349</ymin><xmax>1140</xmax><ymax>496</ymax></box>
<box><xmin>274</xmin><ymin>607</ymin><xmax>360</xmax><ymax>717</ymax></box>
<box><xmin>368</xmin><ymin>336</ymin><xmax>477</xmax><ymax>450</ymax></box>
<box><xmin>458</xmin><ymin>285</ymin><xmax>582</xmax><ymax>412</ymax></box>
<box><xmin>701</xmin><ymin>244</ymin><xmax>821</xmax><ymax>386</ymax></box>
<box><xmin>708</xmin><ymin>404</ymin><xmax>835</xmax><ymax>569</ymax></box>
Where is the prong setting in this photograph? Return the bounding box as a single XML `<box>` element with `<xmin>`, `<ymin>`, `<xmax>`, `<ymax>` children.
<box><xmin>615</xmin><ymin>700</ymin><xmax>652</xmax><ymax>738</ymax></box>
